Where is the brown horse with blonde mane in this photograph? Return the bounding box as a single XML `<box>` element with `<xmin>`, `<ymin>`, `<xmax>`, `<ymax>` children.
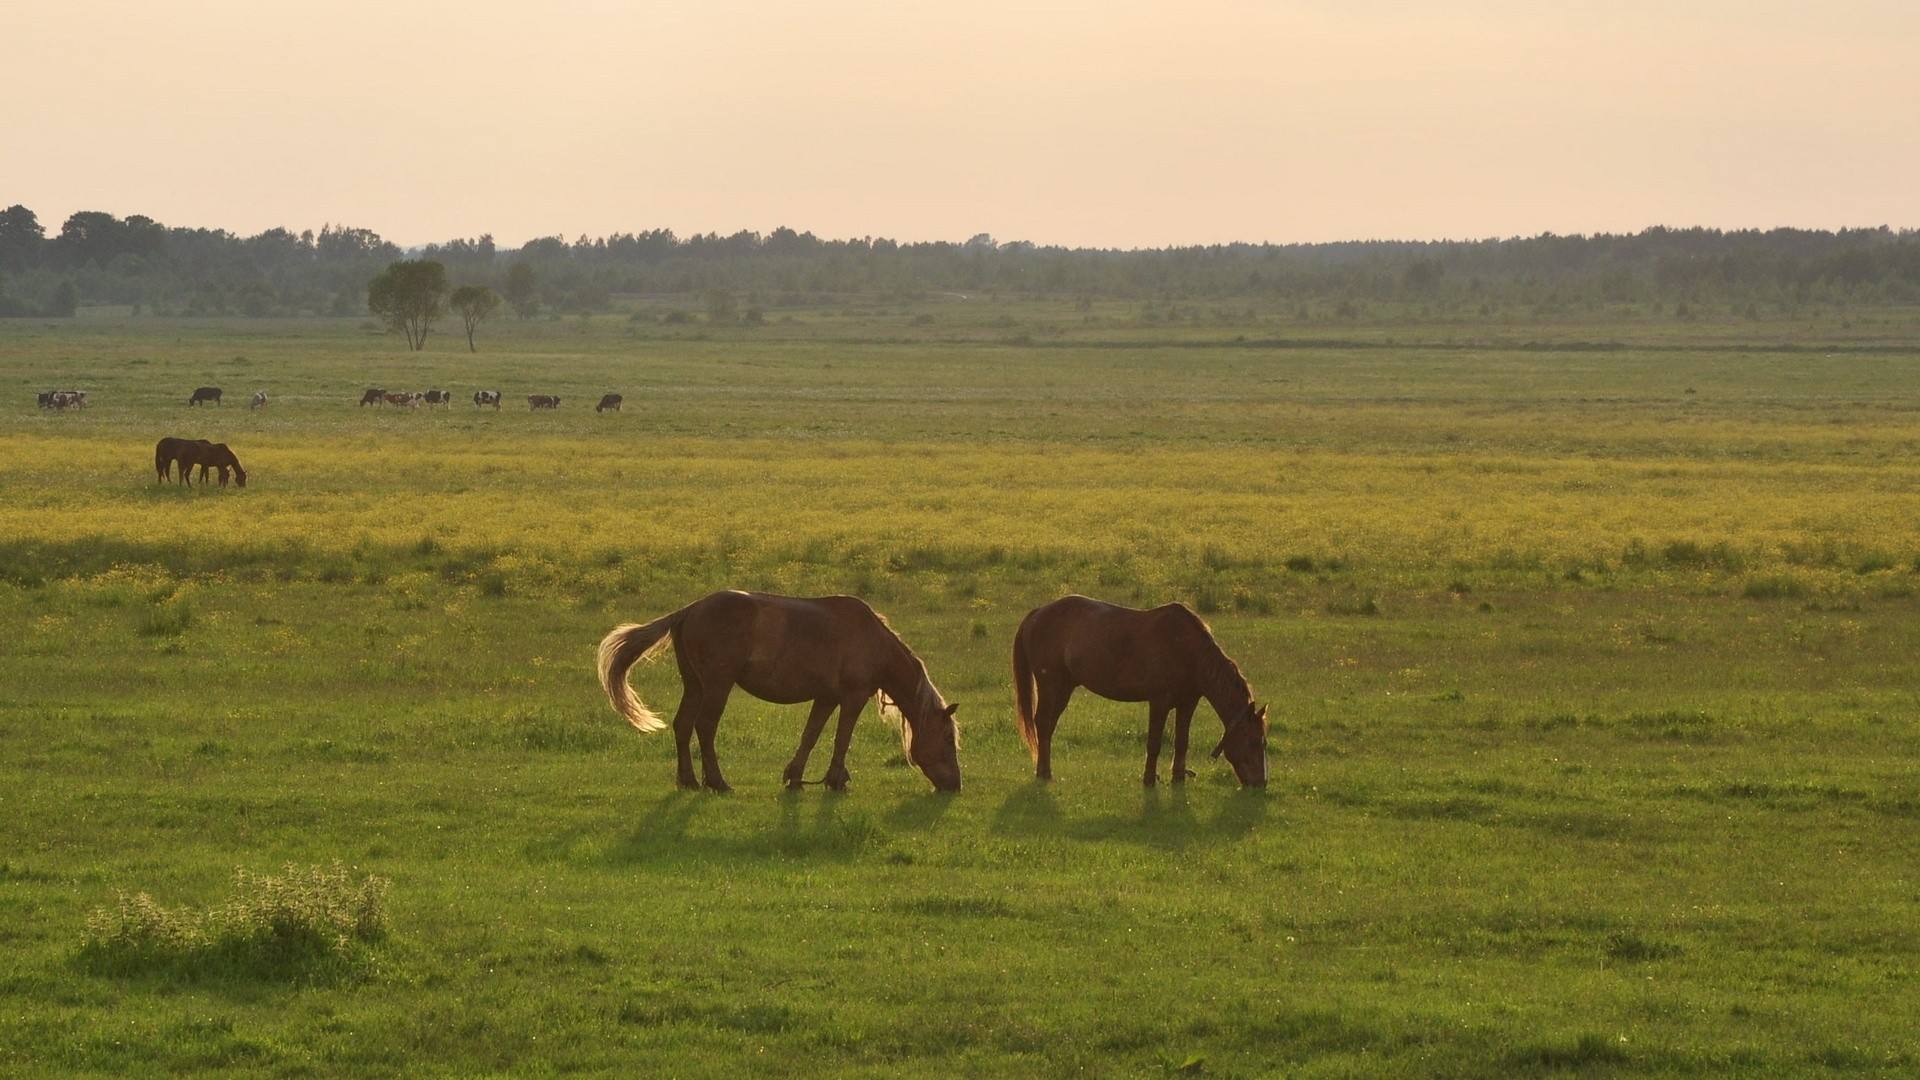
<box><xmin>598</xmin><ymin>590</ymin><xmax>961</xmax><ymax>793</ymax></box>
<box><xmin>1013</xmin><ymin>595</ymin><xmax>1269</xmax><ymax>787</ymax></box>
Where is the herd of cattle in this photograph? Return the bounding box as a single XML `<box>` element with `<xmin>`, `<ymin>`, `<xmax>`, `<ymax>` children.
<box><xmin>35</xmin><ymin>387</ymin><xmax>626</xmax><ymax>412</ymax></box>
<box><xmin>357</xmin><ymin>388</ymin><xmax>622</xmax><ymax>411</ymax></box>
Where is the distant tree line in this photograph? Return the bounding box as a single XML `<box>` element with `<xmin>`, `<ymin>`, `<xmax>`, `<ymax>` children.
<box><xmin>4</xmin><ymin>202</ymin><xmax>1920</xmax><ymax>319</ymax></box>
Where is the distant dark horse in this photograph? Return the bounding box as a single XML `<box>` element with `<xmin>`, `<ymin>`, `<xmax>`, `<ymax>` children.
<box><xmin>188</xmin><ymin>387</ymin><xmax>222</xmax><ymax>406</ymax></box>
<box><xmin>596</xmin><ymin>393</ymin><xmax>623</xmax><ymax>413</ymax></box>
<box><xmin>1012</xmin><ymin>595</ymin><xmax>1269</xmax><ymax>787</ymax></box>
<box><xmin>598</xmin><ymin>590</ymin><xmax>961</xmax><ymax>792</ymax></box>
<box><xmin>155</xmin><ymin>437</ymin><xmax>246</xmax><ymax>487</ymax></box>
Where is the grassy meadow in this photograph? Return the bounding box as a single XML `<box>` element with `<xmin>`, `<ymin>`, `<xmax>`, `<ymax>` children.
<box><xmin>2</xmin><ymin>301</ymin><xmax>1918</xmax><ymax>1076</ymax></box>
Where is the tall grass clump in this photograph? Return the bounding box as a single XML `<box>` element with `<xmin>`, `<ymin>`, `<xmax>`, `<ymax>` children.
<box><xmin>138</xmin><ymin>589</ymin><xmax>196</xmax><ymax>637</ymax></box>
<box><xmin>1741</xmin><ymin>573</ymin><xmax>1810</xmax><ymax>600</ymax></box>
<box><xmin>80</xmin><ymin>863</ymin><xmax>390</xmax><ymax>980</ymax></box>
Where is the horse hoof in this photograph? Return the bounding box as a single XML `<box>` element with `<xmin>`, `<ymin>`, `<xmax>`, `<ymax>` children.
<box><xmin>704</xmin><ymin>779</ymin><xmax>733</xmax><ymax>794</ymax></box>
<box><xmin>1142</xmin><ymin>775</ymin><xmax>1157</xmax><ymax>787</ymax></box>
<box><xmin>676</xmin><ymin>775</ymin><xmax>701</xmax><ymax>791</ymax></box>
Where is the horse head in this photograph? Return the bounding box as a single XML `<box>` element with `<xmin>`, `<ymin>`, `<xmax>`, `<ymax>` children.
<box><xmin>894</xmin><ymin>686</ymin><xmax>962</xmax><ymax>792</ymax></box>
<box><xmin>1211</xmin><ymin>702</ymin><xmax>1269</xmax><ymax>788</ymax></box>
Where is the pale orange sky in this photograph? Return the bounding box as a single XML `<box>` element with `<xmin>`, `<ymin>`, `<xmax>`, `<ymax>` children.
<box><xmin>7</xmin><ymin>1</ymin><xmax>1916</xmax><ymax>248</ymax></box>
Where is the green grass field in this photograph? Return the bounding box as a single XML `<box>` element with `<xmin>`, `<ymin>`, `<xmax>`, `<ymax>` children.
<box><xmin>2</xmin><ymin>303</ymin><xmax>1918</xmax><ymax>1076</ymax></box>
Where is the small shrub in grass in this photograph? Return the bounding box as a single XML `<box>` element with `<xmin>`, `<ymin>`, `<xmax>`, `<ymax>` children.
<box><xmin>1855</xmin><ymin>551</ymin><xmax>1896</xmax><ymax>574</ymax></box>
<box><xmin>1742</xmin><ymin>574</ymin><xmax>1809</xmax><ymax>600</ymax></box>
<box><xmin>80</xmin><ymin>863</ymin><xmax>390</xmax><ymax>980</ymax></box>
<box><xmin>138</xmin><ymin>593</ymin><xmax>195</xmax><ymax>637</ymax></box>
<box><xmin>1507</xmin><ymin>1033</ymin><xmax>1628</xmax><ymax>1069</ymax></box>
<box><xmin>1605</xmin><ymin>931</ymin><xmax>1681</xmax><ymax>962</ymax></box>
<box><xmin>1325</xmin><ymin>594</ymin><xmax>1379</xmax><ymax>617</ymax></box>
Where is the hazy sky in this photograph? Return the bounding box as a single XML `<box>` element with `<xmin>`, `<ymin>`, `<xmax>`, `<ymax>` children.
<box><xmin>7</xmin><ymin>1</ymin><xmax>1916</xmax><ymax>248</ymax></box>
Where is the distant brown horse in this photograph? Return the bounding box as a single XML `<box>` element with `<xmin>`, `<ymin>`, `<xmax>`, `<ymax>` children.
<box><xmin>156</xmin><ymin>437</ymin><xmax>246</xmax><ymax>487</ymax></box>
<box><xmin>598</xmin><ymin>590</ymin><xmax>961</xmax><ymax>793</ymax></box>
<box><xmin>154</xmin><ymin>436</ymin><xmax>194</xmax><ymax>482</ymax></box>
<box><xmin>1012</xmin><ymin>595</ymin><xmax>1269</xmax><ymax>787</ymax></box>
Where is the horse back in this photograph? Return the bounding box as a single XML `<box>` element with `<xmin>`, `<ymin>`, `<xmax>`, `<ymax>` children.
<box><xmin>1023</xmin><ymin>595</ymin><xmax>1209</xmax><ymax>700</ymax></box>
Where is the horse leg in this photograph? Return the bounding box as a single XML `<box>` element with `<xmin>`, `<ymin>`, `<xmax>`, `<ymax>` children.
<box><xmin>821</xmin><ymin>693</ymin><xmax>867</xmax><ymax>791</ymax></box>
<box><xmin>1032</xmin><ymin>677</ymin><xmax>1074</xmax><ymax>781</ymax></box>
<box><xmin>668</xmin><ymin>685</ymin><xmax>701</xmax><ymax>790</ymax></box>
<box><xmin>1170</xmin><ymin>699</ymin><xmax>1199</xmax><ymax>782</ymax></box>
<box><xmin>1143</xmin><ymin>700</ymin><xmax>1170</xmax><ymax>786</ymax></box>
<box><xmin>783</xmin><ymin>698</ymin><xmax>835</xmax><ymax>790</ymax></box>
<box><xmin>693</xmin><ymin>685</ymin><xmax>734</xmax><ymax>793</ymax></box>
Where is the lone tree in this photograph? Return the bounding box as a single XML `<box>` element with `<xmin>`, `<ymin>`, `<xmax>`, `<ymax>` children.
<box><xmin>503</xmin><ymin>261</ymin><xmax>538</xmax><ymax>319</ymax></box>
<box><xmin>449</xmin><ymin>284</ymin><xmax>502</xmax><ymax>352</ymax></box>
<box><xmin>367</xmin><ymin>259</ymin><xmax>448</xmax><ymax>350</ymax></box>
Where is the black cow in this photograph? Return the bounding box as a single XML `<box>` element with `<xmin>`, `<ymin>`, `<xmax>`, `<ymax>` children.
<box><xmin>188</xmin><ymin>386</ymin><xmax>222</xmax><ymax>406</ymax></box>
<box><xmin>596</xmin><ymin>393</ymin><xmax>623</xmax><ymax>413</ymax></box>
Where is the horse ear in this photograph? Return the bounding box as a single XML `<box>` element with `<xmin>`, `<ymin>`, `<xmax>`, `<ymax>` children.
<box><xmin>945</xmin><ymin>703</ymin><xmax>959</xmax><ymax>717</ymax></box>
<box><xmin>1256</xmin><ymin>705</ymin><xmax>1269</xmax><ymax>732</ymax></box>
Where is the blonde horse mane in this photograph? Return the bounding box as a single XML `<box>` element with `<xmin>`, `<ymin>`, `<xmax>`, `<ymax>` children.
<box><xmin>876</xmin><ymin>674</ymin><xmax>959</xmax><ymax>759</ymax></box>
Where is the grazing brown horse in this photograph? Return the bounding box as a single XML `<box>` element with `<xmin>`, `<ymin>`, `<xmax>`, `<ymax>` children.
<box><xmin>1012</xmin><ymin>595</ymin><xmax>1269</xmax><ymax>787</ymax></box>
<box><xmin>598</xmin><ymin>590</ymin><xmax>961</xmax><ymax>793</ymax></box>
<box><xmin>156</xmin><ymin>437</ymin><xmax>247</xmax><ymax>487</ymax></box>
<box><xmin>154</xmin><ymin>436</ymin><xmax>194</xmax><ymax>482</ymax></box>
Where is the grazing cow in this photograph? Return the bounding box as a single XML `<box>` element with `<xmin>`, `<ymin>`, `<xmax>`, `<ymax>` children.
<box><xmin>596</xmin><ymin>393</ymin><xmax>623</xmax><ymax>413</ymax></box>
<box><xmin>250</xmin><ymin>391</ymin><xmax>268</xmax><ymax>409</ymax></box>
<box><xmin>37</xmin><ymin>391</ymin><xmax>53</xmax><ymax>408</ymax></box>
<box><xmin>188</xmin><ymin>386</ymin><xmax>222</xmax><ymax>406</ymax></box>
<box><xmin>359</xmin><ymin>388</ymin><xmax>386</xmax><ymax>406</ymax></box>
<box><xmin>423</xmin><ymin>389</ymin><xmax>450</xmax><ymax>406</ymax></box>
<box><xmin>384</xmin><ymin>391</ymin><xmax>421</xmax><ymax>408</ymax></box>
<box><xmin>65</xmin><ymin>390</ymin><xmax>87</xmax><ymax>409</ymax></box>
<box><xmin>473</xmin><ymin>390</ymin><xmax>501</xmax><ymax>409</ymax></box>
<box><xmin>528</xmin><ymin>394</ymin><xmax>560</xmax><ymax>410</ymax></box>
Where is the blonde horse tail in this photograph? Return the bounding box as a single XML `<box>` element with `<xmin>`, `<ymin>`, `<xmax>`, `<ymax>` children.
<box><xmin>1012</xmin><ymin>618</ymin><xmax>1039</xmax><ymax>764</ymax></box>
<box><xmin>596</xmin><ymin>609</ymin><xmax>687</xmax><ymax>733</ymax></box>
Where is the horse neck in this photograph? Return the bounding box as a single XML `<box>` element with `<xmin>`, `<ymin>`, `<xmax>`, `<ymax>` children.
<box><xmin>1197</xmin><ymin>642</ymin><xmax>1252</xmax><ymax>726</ymax></box>
<box><xmin>880</xmin><ymin>650</ymin><xmax>931</xmax><ymax>710</ymax></box>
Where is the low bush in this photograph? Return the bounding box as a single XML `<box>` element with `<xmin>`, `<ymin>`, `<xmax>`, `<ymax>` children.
<box><xmin>80</xmin><ymin>863</ymin><xmax>390</xmax><ymax>981</ymax></box>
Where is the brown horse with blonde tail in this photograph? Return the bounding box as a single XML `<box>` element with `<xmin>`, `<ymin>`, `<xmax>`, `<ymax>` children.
<box><xmin>1012</xmin><ymin>595</ymin><xmax>1269</xmax><ymax>787</ymax></box>
<box><xmin>598</xmin><ymin>590</ymin><xmax>961</xmax><ymax>793</ymax></box>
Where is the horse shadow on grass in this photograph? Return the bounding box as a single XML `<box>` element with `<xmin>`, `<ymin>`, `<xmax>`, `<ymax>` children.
<box><xmin>987</xmin><ymin>776</ymin><xmax>1273</xmax><ymax>849</ymax></box>
<box><xmin>580</xmin><ymin>789</ymin><xmax>885</xmax><ymax>867</ymax></box>
<box><xmin>1067</xmin><ymin>783</ymin><xmax>1273</xmax><ymax>851</ymax></box>
<box><xmin>989</xmin><ymin>780</ymin><xmax>1063</xmax><ymax>836</ymax></box>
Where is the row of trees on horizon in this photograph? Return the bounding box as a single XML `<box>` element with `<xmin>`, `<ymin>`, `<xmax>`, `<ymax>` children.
<box><xmin>3</xmin><ymin>203</ymin><xmax>1920</xmax><ymax>321</ymax></box>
